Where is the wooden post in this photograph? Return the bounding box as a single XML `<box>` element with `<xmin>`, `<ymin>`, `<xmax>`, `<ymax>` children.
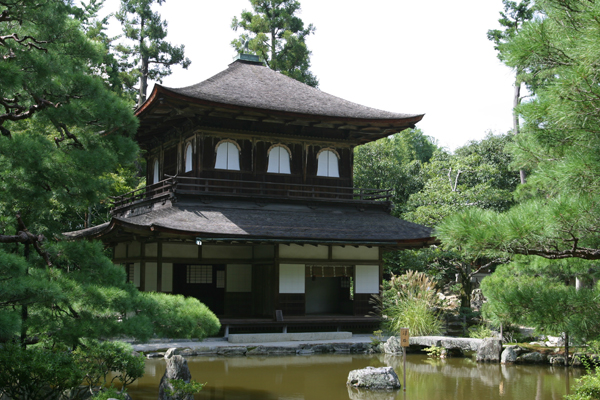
<box><xmin>400</xmin><ymin>328</ymin><xmax>410</xmax><ymax>391</ymax></box>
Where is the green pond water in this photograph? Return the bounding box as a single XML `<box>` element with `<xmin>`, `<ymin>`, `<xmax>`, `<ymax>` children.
<box><xmin>124</xmin><ymin>354</ymin><xmax>584</xmax><ymax>400</ymax></box>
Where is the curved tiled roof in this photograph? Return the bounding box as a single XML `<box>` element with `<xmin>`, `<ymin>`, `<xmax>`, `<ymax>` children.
<box><xmin>163</xmin><ymin>60</ymin><xmax>421</xmax><ymax>121</ymax></box>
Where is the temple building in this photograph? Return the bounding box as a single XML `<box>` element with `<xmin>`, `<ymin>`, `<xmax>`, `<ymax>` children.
<box><xmin>66</xmin><ymin>55</ymin><xmax>435</xmax><ymax>332</ymax></box>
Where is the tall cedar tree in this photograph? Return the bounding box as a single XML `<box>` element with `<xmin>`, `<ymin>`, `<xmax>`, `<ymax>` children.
<box><xmin>116</xmin><ymin>0</ymin><xmax>191</xmax><ymax>107</ymax></box>
<box><xmin>232</xmin><ymin>0</ymin><xmax>318</xmax><ymax>87</ymax></box>
<box><xmin>0</xmin><ymin>4</ymin><xmax>219</xmax><ymax>397</ymax></box>
<box><xmin>438</xmin><ymin>0</ymin><xmax>600</xmax><ymax>261</ymax></box>
<box><xmin>487</xmin><ymin>0</ymin><xmax>534</xmax><ymax>184</ymax></box>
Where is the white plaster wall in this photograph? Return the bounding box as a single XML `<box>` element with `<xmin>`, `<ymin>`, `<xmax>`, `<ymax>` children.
<box><xmin>145</xmin><ymin>262</ymin><xmax>157</xmax><ymax>292</ymax></box>
<box><xmin>162</xmin><ymin>263</ymin><xmax>173</xmax><ymax>292</ymax></box>
<box><xmin>227</xmin><ymin>264</ymin><xmax>252</xmax><ymax>292</ymax></box>
<box><xmin>114</xmin><ymin>243</ymin><xmax>127</xmax><ymax>259</ymax></box>
<box><xmin>355</xmin><ymin>265</ymin><xmax>380</xmax><ymax>294</ymax></box>
<box><xmin>331</xmin><ymin>246</ymin><xmax>379</xmax><ymax>260</ymax></box>
<box><xmin>145</xmin><ymin>242</ymin><xmax>158</xmax><ymax>257</ymax></box>
<box><xmin>203</xmin><ymin>245</ymin><xmax>252</xmax><ymax>259</ymax></box>
<box><xmin>163</xmin><ymin>243</ymin><xmax>198</xmax><ymax>258</ymax></box>
<box><xmin>279</xmin><ymin>264</ymin><xmax>305</xmax><ymax>293</ymax></box>
<box><xmin>279</xmin><ymin>244</ymin><xmax>328</xmax><ymax>259</ymax></box>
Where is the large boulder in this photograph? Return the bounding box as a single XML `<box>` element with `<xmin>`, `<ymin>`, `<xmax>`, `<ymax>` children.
<box><xmin>476</xmin><ymin>338</ymin><xmax>503</xmax><ymax>362</ymax></box>
<box><xmin>158</xmin><ymin>355</ymin><xmax>193</xmax><ymax>400</ymax></box>
<box><xmin>383</xmin><ymin>336</ymin><xmax>403</xmax><ymax>355</ymax></box>
<box><xmin>347</xmin><ymin>366</ymin><xmax>401</xmax><ymax>390</ymax></box>
<box><xmin>517</xmin><ymin>352</ymin><xmax>546</xmax><ymax>364</ymax></box>
<box><xmin>501</xmin><ymin>345</ymin><xmax>522</xmax><ymax>364</ymax></box>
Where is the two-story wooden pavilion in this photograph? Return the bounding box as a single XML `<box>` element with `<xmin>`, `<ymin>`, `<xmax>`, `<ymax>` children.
<box><xmin>66</xmin><ymin>55</ymin><xmax>435</xmax><ymax>332</ymax></box>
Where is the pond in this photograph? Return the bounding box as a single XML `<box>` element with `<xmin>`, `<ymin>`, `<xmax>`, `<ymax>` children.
<box><xmin>125</xmin><ymin>354</ymin><xmax>584</xmax><ymax>400</ymax></box>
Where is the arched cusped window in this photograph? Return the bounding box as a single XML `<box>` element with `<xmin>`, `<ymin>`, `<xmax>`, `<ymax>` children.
<box><xmin>215</xmin><ymin>140</ymin><xmax>240</xmax><ymax>170</ymax></box>
<box><xmin>267</xmin><ymin>145</ymin><xmax>291</xmax><ymax>174</ymax></box>
<box><xmin>316</xmin><ymin>149</ymin><xmax>339</xmax><ymax>177</ymax></box>
<box><xmin>152</xmin><ymin>159</ymin><xmax>160</xmax><ymax>184</ymax></box>
<box><xmin>184</xmin><ymin>143</ymin><xmax>193</xmax><ymax>173</ymax></box>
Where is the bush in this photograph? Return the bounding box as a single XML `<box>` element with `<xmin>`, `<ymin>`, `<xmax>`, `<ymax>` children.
<box><xmin>565</xmin><ymin>366</ymin><xmax>600</xmax><ymax>400</ymax></box>
<box><xmin>380</xmin><ymin>271</ymin><xmax>443</xmax><ymax>336</ymax></box>
<box><xmin>0</xmin><ymin>343</ymin><xmax>85</xmax><ymax>400</ymax></box>
<box><xmin>468</xmin><ymin>324</ymin><xmax>495</xmax><ymax>339</ymax></box>
<box><xmin>75</xmin><ymin>340</ymin><xmax>145</xmax><ymax>396</ymax></box>
<box><xmin>137</xmin><ymin>292</ymin><xmax>221</xmax><ymax>339</ymax></box>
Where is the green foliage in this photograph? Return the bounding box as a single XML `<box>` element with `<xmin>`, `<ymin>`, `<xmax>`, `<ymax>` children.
<box><xmin>75</xmin><ymin>340</ymin><xmax>145</xmax><ymax>394</ymax></box>
<box><xmin>0</xmin><ymin>343</ymin><xmax>85</xmax><ymax>400</ymax></box>
<box><xmin>354</xmin><ymin>128</ymin><xmax>437</xmax><ymax>216</ymax></box>
<box><xmin>116</xmin><ymin>0</ymin><xmax>191</xmax><ymax>105</ymax></box>
<box><xmin>370</xmin><ymin>330</ymin><xmax>384</xmax><ymax>346</ymax></box>
<box><xmin>137</xmin><ymin>292</ymin><xmax>222</xmax><ymax>339</ymax></box>
<box><xmin>424</xmin><ymin>345</ymin><xmax>444</xmax><ymax>359</ymax></box>
<box><xmin>438</xmin><ymin>0</ymin><xmax>600</xmax><ymax>261</ymax></box>
<box><xmin>404</xmin><ymin>133</ymin><xmax>517</xmax><ymax>228</ymax></box>
<box><xmin>480</xmin><ymin>258</ymin><xmax>600</xmax><ymax>343</ymax></box>
<box><xmin>91</xmin><ymin>387</ymin><xmax>128</xmax><ymax>400</ymax></box>
<box><xmin>380</xmin><ymin>271</ymin><xmax>443</xmax><ymax>337</ymax></box>
<box><xmin>468</xmin><ymin>324</ymin><xmax>495</xmax><ymax>339</ymax></box>
<box><xmin>231</xmin><ymin>0</ymin><xmax>318</xmax><ymax>87</ymax></box>
<box><xmin>0</xmin><ymin>2</ymin><xmax>218</xmax><ymax>397</ymax></box>
<box><xmin>565</xmin><ymin>366</ymin><xmax>600</xmax><ymax>400</ymax></box>
<box><xmin>165</xmin><ymin>379</ymin><xmax>205</xmax><ymax>398</ymax></box>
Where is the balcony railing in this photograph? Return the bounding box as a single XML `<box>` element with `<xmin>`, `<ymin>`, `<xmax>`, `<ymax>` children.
<box><xmin>111</xmin><ymin>176</ymin><xmax>392</xmax><ymax>212</ymax></box>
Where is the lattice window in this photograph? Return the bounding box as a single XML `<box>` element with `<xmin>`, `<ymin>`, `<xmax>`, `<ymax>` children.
<box><xmin>187</xmin><ymin>265</ymin><xmax>212</xmax><ymax>284</ymax></box>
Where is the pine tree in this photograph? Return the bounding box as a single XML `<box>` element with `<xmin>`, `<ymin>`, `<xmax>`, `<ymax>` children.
<box><xmin>0</xmin><ymin>2</ymin><xmax>219</xmax><ymax>396</ymax></box>
<box><xmin>115</xmin><ymin>0</ymin><xmax>191</xmax><ymax>107</ymax></box>
<box><xmin>438</xmin><ymin>0</ymin><xmax>600</xmax><ymax>261</ymax></box>
<box><xmin>231</xmin><ymin>0</ymin><xmax>318</xmax><ymax>87</ymax></box>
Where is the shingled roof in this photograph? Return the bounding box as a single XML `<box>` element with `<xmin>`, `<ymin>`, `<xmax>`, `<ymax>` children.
<box><xmin>166</xmin><ymin>60</ymin><xmax>419</xmax><ymax>120</ymax></box>
<box><xmin>64</xmin><ymin>198</ymin><xmax>435</xmax><ymax>248</ymax></box>
<box><xmin>136</xmin><ymin>59</ymin><xmax>424</xmax><ymax>143</ymax></box>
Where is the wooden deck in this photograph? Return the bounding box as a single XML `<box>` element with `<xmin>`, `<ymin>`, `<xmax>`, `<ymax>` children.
<box><xmin>218</xmin><ymin>314</ymin><xmax>381</xmax><ymax>336</ymax></box>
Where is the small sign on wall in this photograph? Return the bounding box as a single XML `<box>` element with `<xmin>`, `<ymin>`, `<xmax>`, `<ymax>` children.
<box><xmin>400</xmin><ymin>328</ymin><xmax>410</xmax><ymax>347</ymax></box>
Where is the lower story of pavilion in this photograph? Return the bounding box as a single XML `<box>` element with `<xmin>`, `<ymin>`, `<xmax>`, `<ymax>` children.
<box><xmin>114</xmin><ymin>240</ymin><xmax>388</xmax><ymax>331</ymax></box>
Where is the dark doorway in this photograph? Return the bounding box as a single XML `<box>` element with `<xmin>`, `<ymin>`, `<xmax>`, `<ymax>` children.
<box><xmin>173</xmin><ymin>264</ymin><xmax>225</xmax><ymax>315</ymax></box>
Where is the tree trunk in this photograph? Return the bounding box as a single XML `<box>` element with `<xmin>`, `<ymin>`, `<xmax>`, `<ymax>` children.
<box><xmin>513</xmin><ymin>75</ymin><xmax>527</xmax><ymax>184</ymax></box>
<box><xmin>20</xmin><ymin>243</ymin><xmax>29</xmax><ymax>348</ymax></box>
<box><xmin>138</xmin><ymin>55</ymin><xmax>148</xmax><ymax>108</ymax></box>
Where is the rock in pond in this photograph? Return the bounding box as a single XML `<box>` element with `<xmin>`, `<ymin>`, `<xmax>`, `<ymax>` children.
<box><xmin>158</xmin><ymin>355</ymin><xmax>193</xmax><ymax>400</ymax></box>
<box><xmin>347</xmin><ymin>366</ymin><xmax>401</xmax><ymax>390</ymax></box>
<box><xmin>517</xmin><ymin>352</ymin><xmax>546</xmax><ymax>364</ymax></box>
<box><xmin>476</xmin><ymin>338</ymin><xmax>503</xmax><ymax>362</ymax></box>
<box><xmin>501</xmin><ymin>345</ymin><xmax>523</xmax><ymax>364</ymax></box>
<box><xmin>383</xmin><ymin>336</ymin><xmax>403</xmax><ymax>355</ymax></box>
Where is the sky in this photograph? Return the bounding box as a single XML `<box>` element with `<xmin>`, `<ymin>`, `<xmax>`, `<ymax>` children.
<box><xmin>101</xmin><ymin>0</ymin><xmax>516</xmax><ymax>151</ymax></box>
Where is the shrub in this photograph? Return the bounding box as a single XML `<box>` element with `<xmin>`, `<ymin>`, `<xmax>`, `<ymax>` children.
<box><xmin>468</xmin><ymin>324</ymin><xmax>495</xmax><ymax>339</ymax></box>
<box><xmin>380</xmin><ymin>271</ymin><xmax>443</xmax><ymax>336</ymax></box>
<box><xmin>565</xmin><ymin>366</ymin><xmax>600</xmax><ymax>400</ymax></box>
<box><xmin>75</xmin><ymin>340</ymin><xmax>145</xmax><ymax>396</ymax></box>
<box><xmin>137</xmin><ymin>292</ymin><xmax>221</xmax><ymax>339</ymax></box>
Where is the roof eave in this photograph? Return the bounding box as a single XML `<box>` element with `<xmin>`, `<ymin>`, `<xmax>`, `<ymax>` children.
<box><xmin>136</xmin><ymin>84</ymin><xmax>424</xmax><ymax>132</ymax></box>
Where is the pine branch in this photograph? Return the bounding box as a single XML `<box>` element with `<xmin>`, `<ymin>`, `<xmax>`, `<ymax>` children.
<box><xmin>0</xmin><ymin>214</ymin><xmax>53</xmax><ymax>266</ymax></box>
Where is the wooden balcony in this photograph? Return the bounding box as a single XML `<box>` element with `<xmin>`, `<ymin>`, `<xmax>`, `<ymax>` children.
<box><xmin>110</xmin><ymin>176</ymin><xmax>392</xmax><ymax>213</ymax></box>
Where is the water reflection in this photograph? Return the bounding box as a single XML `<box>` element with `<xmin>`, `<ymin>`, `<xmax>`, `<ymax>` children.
<box><xmin>124</xmin><ymin>354</ymin><xmax>583</xmax><ymax>400</ymax></box>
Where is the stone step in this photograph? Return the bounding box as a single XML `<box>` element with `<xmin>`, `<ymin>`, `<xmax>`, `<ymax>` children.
<box><xmin>228</xmin><ymin>331</ymin><xmax>352</xmax><ymax>344</ymax></box>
